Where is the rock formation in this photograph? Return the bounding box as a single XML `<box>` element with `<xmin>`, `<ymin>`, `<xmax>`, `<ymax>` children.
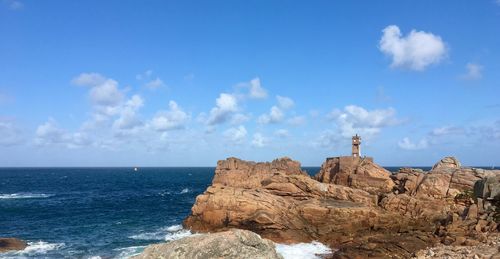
<box><xmin>314</xmin><ymin>156</ymin><xmax>394</xmax><ymax>194</ymax></box>
<box><xmin>0</xmin><ymin>238</ymin><xmax>27</xmax><ymax>253</ymax></box>
<box><xmin>183</xmin><ymin>156</ymin><xmax>500</xmax><ymax>258</ymax></box>
<box><xmin>133</xmin><ymin>229</ymin><xmax>283</xmax><ymax>259</ymax></box>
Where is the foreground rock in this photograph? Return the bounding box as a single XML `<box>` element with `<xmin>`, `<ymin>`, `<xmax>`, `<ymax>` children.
<box><xmin>413</xmin><ymin>233</ymin><xmax>500</xmax><ymax>259</ymax></box>
<box><xmin>0</xmin><ymin>238</ymin><xmax>27</xmax><ymax>253</ymax></box>
<box><xmin>184</xmin><ymin>156</ymin><xmax>500</xmax><ymax>258</ymax></box>
<box><xmin>133</xmin><ymin>229</ymin><xmax>283</xmax><ymax>259</ymax></box>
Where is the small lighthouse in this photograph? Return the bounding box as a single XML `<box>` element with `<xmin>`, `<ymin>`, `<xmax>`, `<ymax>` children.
<box><xmin>352</xmin><ymin>134</ymin><xmax>361</xmax><ymax>157</ymax></box>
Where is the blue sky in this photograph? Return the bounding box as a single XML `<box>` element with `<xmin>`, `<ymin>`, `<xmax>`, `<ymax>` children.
<box><xmin>1</xmin><ymin>0</ymin><xmax>499</xmax><ymax>166</ymax></box>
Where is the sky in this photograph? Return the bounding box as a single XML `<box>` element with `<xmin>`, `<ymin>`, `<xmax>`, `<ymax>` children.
<box><xmin>1</xmin><ymin>0</ymin><xmax>499</xmax><ymax>167</ymax></box>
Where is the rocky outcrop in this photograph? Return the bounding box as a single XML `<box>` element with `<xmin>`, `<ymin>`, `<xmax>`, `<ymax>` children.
<box><xmin>184</xmin><ymin>156</ymin><xmax>500</xmax><ymax>258</ymax></box>
<box><xmin>213</xmin><ymin>157</ymin><xmax>308</xmax><ymax>189</ymax></box>
<box><xmin>314</xmin><ymin>156</ymin><xmax>395</xmax><ymax>194</ymax></box>
<box><xmin>132</xmin><ymin>229</ymin><xmax>283</xmax><ymax>259</ymax></box>
<box><xmin>0</xmin><ymin>238</ymin><xmax>27</xmax><ymax>253</ymax></box>
<box><xmin>432</xmin><ymin>156</ymin><xmax>461</xmax><ymax>170</ymax></box>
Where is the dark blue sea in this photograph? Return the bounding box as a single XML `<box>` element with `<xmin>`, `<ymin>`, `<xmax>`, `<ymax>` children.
<box><xmin>0</xmin><ymin>167</ymin><xmax>319</xmax><ymax>258</ymax></box>
<box><xmin>2</xmin><ymin>166</ymin><xmax>496</xmax><ymax>258</ymax></box>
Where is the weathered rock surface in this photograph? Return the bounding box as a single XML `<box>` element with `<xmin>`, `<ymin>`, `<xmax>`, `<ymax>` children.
<box><xmin>413</xmin><ymin>233</ymin><xmax>500</xmax><ymax>259</ymax></box>
<box><xmin>132</xmin><ymin>229</ymin><xmax>283</xmax><ymax>259</ymax></box>
<box><xmin>184</xmin><ymin>156</ymin><xmax>500</xmax><ymax>258</ymax></box>
<box><xmin>314</xmin><ymin>156</ymin><xmax>394</xmax><ymax>194</ymax></box>
<box><xmin>0</xmin><ymin>238</ymin><xmax>27</xmax><ymax>253</ymax></box>
<box><xmin>432</xmin><ymin>156</ymin><xmax>461</xmax><ymax>170</ymax></box>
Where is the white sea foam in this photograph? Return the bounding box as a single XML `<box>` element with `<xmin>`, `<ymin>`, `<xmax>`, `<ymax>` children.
<box><xmin>275</xmin><ymin>241</ymin><xmax>333</xmax><ymax>259</ymax></box>
<box><xmin>113</xmin><ymin>245</ymin><xmax>147</xmax><ymax>259</ymax></box>
<box><xmin>128</xmin><ymin>224</ymin><xmax>192</xmax><ymax>241</ymax></box>
<box><xmin>0</xmin><ymin>193</ymin><xmax>54</xmax><ymax>199</ymax></box>
<box><xmin>11</xmin><ymin>241</ymin><xmax>65</xmax><ymax>255</ymax></box>
<box><xmin>179</xmin><ymin>188</ymin><xmax>190</xmax><ymax>194</ymax></box>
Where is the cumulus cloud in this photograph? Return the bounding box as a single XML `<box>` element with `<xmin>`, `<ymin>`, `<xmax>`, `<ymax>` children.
<box><xmin>150</xmin><ymin>101</ymin><xmax>190</xmax><ymax>131</ymax></box>
<box><xmin>0</xmin><ymin>119</ymin><xmax>23</xmax><ymax>146</ymax></box>
<box><xmin>112</xmin><ymin>95</ymin><xmax>144</xmax><ymax>130</ymax></box>
<box><xmin>460</xmin><ymin>63</ymin><xmax>483</xmax><ymax>80</ymax></box>
<box><xmin>251</xmin><ymin>133</ymin><xmax>268</xmax><ymax>147</ymax></box>
<box><xmin>72</xmin><ymin>73</ymin><xmax>107</xmax><ymax>86</ymax></box>
<box><xmin>258</xmin><ymin>106</ymin><xmax>284</xmax><ymax>124</ymax></box>
<box><xmin>247</xmin><ymin>78</ymin><xmax>268</xmax><ymax>99</ymax></box>
<box><xmin>276</xmin><ymin>95</ymin><xmax>294</xmax><ymax>109</ymax></box>
<box><xmin>207</xmin><ymin>93</ymin><xmax>239</xmax><ymax>125</ymax></box>
<box><xmin>136</xmin><ymin>70</ymin><xmax>165</xmax><ymax>89</ymax></box>
<box><xmin>379</xmin><ymin>25</ymin><xmax>447</xmax><ymax>71</ymax></box>
<box><xmin>327</xmin><ymin>105</ymin><xmax>400</xmax><ymax>138</ymax></box>
<box><xmin>223</xmin><ymin>125</ymin><xmax>247</xmax><ymax>144</ymax></box>
<box><xmin>35</xmin><ymin>119</ymin><xmax>91</xmax><ymax>148</ymax></box>
<box><xmin>258</xmin><ymin>96</ymin><xmax>295</xmax><ymax>124</ymax></box>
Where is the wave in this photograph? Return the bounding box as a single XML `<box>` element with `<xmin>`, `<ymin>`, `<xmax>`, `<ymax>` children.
<box><xmin>0</xmin><ymin>241</ymin><xmax>65</xmax><ymax>257</ymax></box>
<box><xmin>128</xmin><ymin>224</ymin><xmax>192</xmax><ymax>241</ymax></box>
<box><xmin>113</xmin><ymin>245</ymin><xmax>147</xmax><ymax>259</ymax></box>
<box><xmin>0</xmin><ymin>193</ymin><xmax>54</xmax><ymax>199</ymax></box>
<box><xmin>275</xmin><ymin>241</ymin><xmax>333</xmax><ymax>259</ymax></box>
<box><xmin>179</xmin><ymin>188</ymin><xmax>190</xmax><ymax>194</ymax></box>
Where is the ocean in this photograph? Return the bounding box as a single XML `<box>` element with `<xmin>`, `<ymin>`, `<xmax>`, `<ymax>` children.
<box><xmin>1</xmin><ymin>166</ymin><xmax>494</xmax><ymax>258</ymax></box>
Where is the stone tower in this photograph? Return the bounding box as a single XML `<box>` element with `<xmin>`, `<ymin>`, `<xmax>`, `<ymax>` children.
<box><xmin>352</xmin><ymin>134</ymin><xmax>361</xmax><ymax>157</ymax></box>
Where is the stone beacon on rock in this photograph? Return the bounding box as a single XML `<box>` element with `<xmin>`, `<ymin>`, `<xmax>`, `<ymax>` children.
<box><xmin>352</xmin><ymin>134</ymin><xmax>361</xmax><ymax>157</ymax></box>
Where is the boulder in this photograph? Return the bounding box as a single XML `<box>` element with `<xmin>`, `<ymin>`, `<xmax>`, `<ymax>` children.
<box><xmin>314</xmin><ymin>156</ymin><xmax>394</xmax><ymax>194</ymax></box>
<box><xmin>132</xmin><ymin>229</ymin><xmax>283</xmax><ymax>259</ymax></box>
<box><xmin>474</xmin><ymin>175</ymin><xmax>500</xmax><ymax>200</ymax></box>
<box><xmin>0</xmin><ymin>238</ymin><xmax>27</xmax><ymax>253</ymax></box>
<box><xmin>432</xmin><ymin>157</ymin><xmax>461</xmax><ymax>171</ymax></box>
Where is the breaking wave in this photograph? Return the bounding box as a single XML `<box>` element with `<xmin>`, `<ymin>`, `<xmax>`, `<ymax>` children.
<box><xmin>112</xmin><ymin>245</ymin><xmax>147</xmax><ymax>259</ymax></box>
<box><xmin>128</xmin><ymin>224</ymin><xmax>192</xmax><ymax>241</ymax></box>
<box><xmin>179</xmin><ymin>188</ymin><xmax>190</xmax><ymax>194</ymax></box>
<box><xmin>0</xmin><ymin>193</ymin><xmax>54</xmax><ymax>199</ymax></box>
<box><xmin>275</xmin><ymin>241</ymin><xmax>333</xmax><ymax>259</ymax></box>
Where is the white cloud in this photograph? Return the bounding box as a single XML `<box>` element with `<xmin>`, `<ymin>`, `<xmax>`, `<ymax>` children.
<box><xmin>379</xmin><ymin>25</ymin><xmax>447</xmax><ymax>71</ymax></box>
<box><xmin>145</xmin><ymin>77</ymin><xmax>165</xmax><ymax>89</ymax></box>
<box><xmin>35</xmin><ymin>119</ymin><xmax>91</xmax><ymax>148</ymax></box>
<box><xmin>113</xmin><ymin>95</ymin><xmax>144</xmax><ymax>130</ymax></box>
<box><xmin>276</xmin><ymin>95</ymin><xmax>294</xmax><ymax>109</ymax></box>
<box><xmin>72</xmin><ymin>72</ymin><xmax>107</xmax><ymax>86</ymax></box>
<box><xmin>257</xmin><ymin>96</ymin><xmax>295</xmax><ymax>124</ymax></box>
<box><xmin>0</xmin><ymin>119</ymin><xmax>23</xmax><ymax>146</ymax></box>
<box><xmin>258</xmin><ymin>106</ymin><xmax>284</xmax><ymax>124</ymax></box>
<box><xmin>398</xmin><ymin>137</ymin><xmax>429</xmax><ymax>150</ymax></box>
<box><xmin>460</xmin><ymin>63</ymin><xmax>483</xmax><ymax>80</ymax></box>
<box><xmin>327</xmin><ymin>105</ymin><xmax>400</xmax><ymax>138</ymax></box>
<box><xmin>315</xmin><ymin>130</ymin><xmax>341</xmax><ymax>148</ymax></box>
<box><xmin>251</xmin><ymin>133</ymin><xmax>268</xmax><ymax>147</ymax></box>
<box><xmin>230</xmin><ymin>113</ymin><xmax>250</xmax><ymax>125</ymax></box>
<box><xmin>274</xmin><ymin>129</ymin><xmax>290</xmax><ymax>138</ymax></box>
<box><xmin>223</xmin><ymin>125</ymin><xmax>247</xmax><ymax>144</ymax></box>
<box><xmin>248</xmin><ymin>78</ymin><xmax>268</xmax><ymax>99</ymax></box>
<box><xmin>150</xmin><ymin>101</ymin><xmax>190</xmax><ymax>131</ymax></box>
<box><xmin>207</xmin><ymin>93</ymin><xmax>239</xmax><ymax>125</ymax></box>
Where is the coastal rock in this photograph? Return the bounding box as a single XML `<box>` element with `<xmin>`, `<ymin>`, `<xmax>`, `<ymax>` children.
<box><xmin>432</xmin><ymin>157</ymin><xmax>461</xmax><ymax>171</ymax></box>
<box><xmin>0</xmin><ymin>238</ymin><xmax>27</xmax><ymax>253</ymax></box>
<box><xmin>474</xmin><ymin>175</ymin><xmax>500</xmax><ymax>200</ymax></box>
<box><xmin>213</xmin><ymin>157</ymin><xmax>307</xmax><ymax>189</ymax></box>
<box><xmin>184</xmin><ymin>156</ymin><xmax>500</xmax><ymax>258</ymax></box>
<box><xmin>314</xmin><ymin>156</ymin><xmax>395</xmax><ymax>194</ymax></box>
<box><xmin>132</xmin><ymin>229</ymin><xmax>283</xmax><ymax>259</ymax></box>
